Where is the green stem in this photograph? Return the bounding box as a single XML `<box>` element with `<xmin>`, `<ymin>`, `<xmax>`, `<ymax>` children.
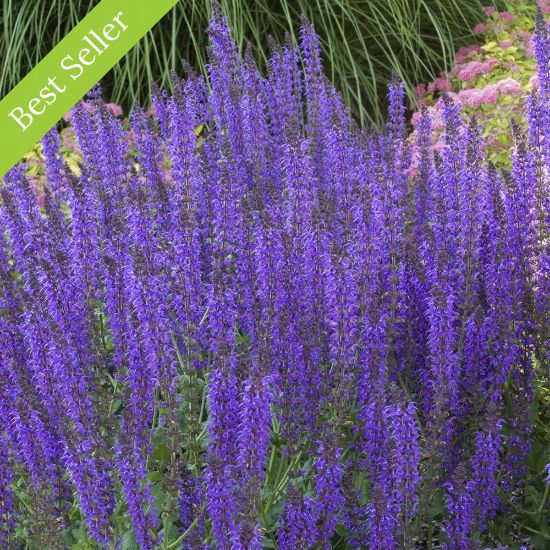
<box><xmin>106</xmin><ymin>377</ymin><xmax>119</xmax><ymax>418</ymax></box>
<box><xmin>265</xmin><ymin>441</ymin><xmax>278</xmax><ymax>486</ymax></box>
<box><xmin>537</xmin><ymin>483</ymin><xmax>549</xmax><ymax>514</ymax></box>
<box><xmin>263</xmin><ymin>451</ymin><xmax>303</xmax><ymax>515</ymax></box>
<box><xmin>166</xmin><ymin>516</ymin><xmax>199</xmax><ymax>549</ymax></box>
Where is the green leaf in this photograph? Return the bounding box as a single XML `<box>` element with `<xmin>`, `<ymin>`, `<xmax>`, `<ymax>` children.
<box><xmin>147</xmin><ymin>470</ymin><xmax>162</xmax><ymax>483</ymax></box>
<box><xmin>152</xmin><ymin>443</ymin><xmax>172</xmax><ymax>461</ymax></box>
<box><xmin>121</xmin><ymin>529</ymin><xmax>138</xmax><ymax>550</ymax></box>
<box><xmin>426</xmin><ymin>505</ymin><xmax>443</xmax><ymax>519</ymax></box>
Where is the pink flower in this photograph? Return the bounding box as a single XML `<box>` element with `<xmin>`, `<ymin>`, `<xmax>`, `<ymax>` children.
<box><xmin>458</xmin><ymin>88</ymin><xmax>483</xmax><ymax>107</ymax></box>
<box><xmin>495</xmin><ymin>77</ymin><xmax>523</xmax><ymax>95</ymax></box>
<box><xmin>36</xmin><ymin>188</ymin><xmax>46</xmax><ymax>209</ymax></box>
<box><xmin>466</xmin><ymin>78</ymin><xmax>524</xmax><ymax>107</ymax></box>
<box><xmin>539</xmin><ymin>0</ymin><xmax>550</xmax><ymax>14</ymax></box>
<box><xmin>499</xmin><ymin>40</ymin><xmax>513</xmax><ymax>49</ymax></box>
<box><xmin>499</xmin><ymin>11</ymin><xmax>514</xmax><ymax>22</ymax></box>
<box><xmin>162</xmin><ymin>170</ymin><xmax>173</xmax><ymax>184</ymax></box>
<box><xmin>60</xmin><ymin>127</ymin><xmax>78</xmax><ymax>150</ymax></box>
<box><xmin>455</xmin><ymin>44</ymin><xmax>482</xmax><ymax>64</ymax></box>
<box><xmin>414</xmin><ymin>83</ymin><xmax>427</xmax><ymax>98</ymax></box>
<box><xmin>433</xmin><ymin>139</ymin><xmax>445</xmax><ymax>153</ymax></box>
<box><xmin>432</xmin><ymin>117</ymin><xmax>445</xmax><ymax>132</ymax></box>
<box><xmin>457</xmin><ymin>44</ymin><xmax>482</xmax><ymax>56</ymax></box>
<box><xmin>524</xmin><ymin>33</ymin><xmax>535</xmax><ymax>57</ymax></box>
<box><xmin>457</xmin><ymin>58</ymin><xmax>498</xmax><ymax>81</ymax></box>
<box><xmin>530</xmin><ymin>75</ymin><xmax>539</xmax><ymax>89</ymax></box>
<box><xmin>483</xmin><ymin>6</ymin><xmax>496</xmax><ymax>16</ymax></box>
<box><xmin>105</xmin><ymin>103</ymin><xmax>123</xmax><ymax>117</ymax></box>
<box><xmin>446</xmin><ymin>91</ymin><xmax>459</xmax><ymax>102</ymax></box>
<box><xmin>473</xmin><ymin>23</ymin><xmax>486</xmax><ymax>34</ymax></box>
<box><xmin>435</xmin><ymin>77</ymin><xmax>453</xmax><ymax>92</ymax></box>
<box><xmin>126</xmin><ymin>129</ymin><xmax>137</xmax><ymax>148</ymax></box>
<box><xmin>456</xmin><ymin>89</ymin><xmax>470</xmax><ymax>105</ymax></box>
<box><xmin>480</xmin><ymin>84</ymin><xmax>499</xmax><ymax>104</ymax></box>
<box><xmin>419</xmin><ymin>105</ymin><xmax>444</xmax><ymax>131</ymax></box>
<box><xmin>457</xmin><ymin>62</ymin><xmax>480</xmax><ymax>81</ymax></box>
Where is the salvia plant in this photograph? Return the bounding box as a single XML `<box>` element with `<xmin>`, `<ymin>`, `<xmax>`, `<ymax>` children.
<box><xmin>0</xmin><ymin>5</ymin><xmax>549</xmax><ymax>550</ymax></box>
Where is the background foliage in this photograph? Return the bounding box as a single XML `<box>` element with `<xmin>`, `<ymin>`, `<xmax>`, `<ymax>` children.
<box><xmin>1</xmin><ymin>0</ymin><xmax>504</xmax><ymax>126</ymax></box>
<box><xmin>411</xmin><ymin>1</ymin><xmax>540</xmax><ymax>167</ymax></box>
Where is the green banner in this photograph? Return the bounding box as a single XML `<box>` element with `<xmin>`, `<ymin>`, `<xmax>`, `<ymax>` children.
<box><xmin>0</xmin><ymin>0</ymin><xmax>178</xmax><ymax>179</ymax></box>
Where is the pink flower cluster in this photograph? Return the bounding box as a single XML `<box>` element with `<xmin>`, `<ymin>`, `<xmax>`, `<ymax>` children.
<box><xmin>456</xmin><ymin>78</ymin><xmax>523</xmax><ymax>107</ymax></box>
<box><xmin>524</xmin><ymin>32</ymin><xmax>535</xmax><ymax>57</ymax></box>
<box><xmin>411</xmin><ymin>104</ymin><xmax>444</xmax><ymax>132</ymax></box>
<box><xmin>409</xmin><ymin>2</ymin><xmax>537</xmax><ymax>176</ymax></box>
<box><xmin>428</xmin><ymin>77</ymin><xmax>453</xmax><ymax>94</ymax></box>
<box><xmin>413</xmin><ymin>77</ymin><xmax>453</xmax><ymax>99</ymax></box>
<box><xmin>481</xmin><ymin>7</ymin><xmax>514</xmax><ymax>22</ymax></box>
<box><xmin>495</xmin><ymin>77</ymin><xmax>524</xmax><ymax>95</ymax></box>
<box><xmin>474</xmin><ymin>23</ymin><xmax>486</xmax><ymax>34</ymax></box>
<box><xmin>409</xmin><ymin>78</ymin><xmax>524</xmax><ymax>174</ymax></box>
<box><xmin>455</xmin><ymin>44</ymin><xmax>483</xmax><ymax>65</ymax></box>
<box><xmin>456</xmin><ymin>58</ymin><xmax>499</xmax><ymax>82</ymax></box>
<box><xmin>457</xmin><ymin>88</ymin><xmax>484</xmax><ymax>107</ymax></box>
<box><xmin>500</xmin><ymin>11</ymin><xmax>514</xmax><ymax>23</ymax></box>
<box><xmin>540</xmin><ymin>0</ymin><xmax>550</xmax><ymax>14</ymax></box>
<box><xmin>413</xmin><ymin>83</ymin><xmax>427</xmax><ymax>98</ymax></box>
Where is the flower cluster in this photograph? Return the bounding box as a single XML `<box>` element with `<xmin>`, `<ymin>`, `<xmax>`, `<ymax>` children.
<box><xmin>456</xmin><ymin>58</ymin><xmax>500</xmax><ymax>81</ymax></box>
<box><xmin>0</xmin><ymin>6</ymin><xmax>549</xmax><ymax>549</ymax></box>
<box><xmin>411</xmin><ymin>0</ymin><xmax>544</xmax><ymax>167</ymax></box>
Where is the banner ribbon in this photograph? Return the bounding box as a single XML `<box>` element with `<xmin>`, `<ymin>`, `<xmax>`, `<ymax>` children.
<box><xmin>0</xmin><ymin>0</ymin><xmax>179</xmax><ymax>179</ymax></box>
